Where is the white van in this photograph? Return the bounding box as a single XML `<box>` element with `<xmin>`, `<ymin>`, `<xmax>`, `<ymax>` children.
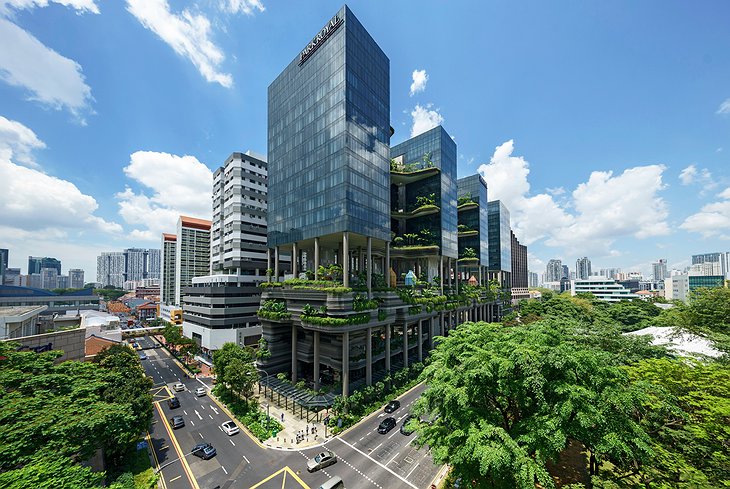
<box><xmin>317</xmin><ymin>476</ymin><xmax>344</xmax><ymax>489</ymax></box>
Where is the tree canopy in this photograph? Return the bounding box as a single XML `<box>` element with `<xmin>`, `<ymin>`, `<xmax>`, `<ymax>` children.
<box><xmin>0</xmin><ymin>342</ymin><xmax>152</xmax><ymax>485</ymax></box>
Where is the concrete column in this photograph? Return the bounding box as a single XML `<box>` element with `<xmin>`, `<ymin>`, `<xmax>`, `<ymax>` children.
<box><xmin>417</xmin><ymin>320</ymin><xmax>423</xmax><ymax>362</ymax></box>
<box><xmin>274</xmin><ymin>246</ymin><xmax>280</xmax><ymax>281</ymax></box>
<box><xmin>447</xmin><ymin>258</ymin><xmax>452</xmax><ymax>288</ymax></box>
<box><xmin>440</xmin><ymin>312</ymin><xmax>445</xmax><ymax>336</ymax></box>
<box><xmin>440</xmin><ymin>256</ymin><xmax>444</xmax><ymax>296</ymax></box>
<box><xmin>385</xmin><ymin>324</ymin><xmax>391</xmax><ymax>374</ymax></box>
<box><xmin>365</xmin><ymin>327</ymin><xmax>372</xmax><ymax>386</ymax></box>
<box><xmin>403</xmin><ymin>324</ymin><xmax>409</xmax><ymax>368</ymax></box>
<box><xmin>267</xmin><ymin>248</ymin><xmax>271</xmax><ymax>271</ymax></box>
<box><xmin>314</xmin><ymin>237</ymin><xmax>320</xmax><ymax>279</ymax></box>
<box><xmin>292</xmin><ymin>242</ymin><xmax>298</xmax><ymax>277</ymax></box>
<box><xmin>385</xmin><ymin>242</ymin><xmax>390</xmax><ymax>286</ymax></box>
<box><xmin>313</xmin><ymin>330</ymin><xmax>320</xmax><ymax>391</ymax></box>
<box><xmin>342</xmin><ymin>331</ymin><xmax>349</xmax><ymax>398</ymax></box>
<box><xmin>342</xmin><ymin>232</ymin><xmax>349</xmax><ymax>288</ymax></box>
<box><xmin>367</xmin><ymin>237</ymin><xmax>372</xmax><ymax>298</ymax></box>
<box><xmin>291</xmin><ymin>324</ymin><xmax>297</xmax><ymax>383</ymax></box>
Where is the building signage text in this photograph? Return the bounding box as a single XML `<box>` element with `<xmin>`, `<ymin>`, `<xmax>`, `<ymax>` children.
<box><xmin>299</xmin><ymin>14</ymin><xmax>343</xmax><ymax>66</ymax></box>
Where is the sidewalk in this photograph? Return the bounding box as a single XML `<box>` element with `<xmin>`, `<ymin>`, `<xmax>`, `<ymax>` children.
<box><xmin>257</xmin><ymin>392</ymin><xmax>333</xmax><ymax>450</ymax></box>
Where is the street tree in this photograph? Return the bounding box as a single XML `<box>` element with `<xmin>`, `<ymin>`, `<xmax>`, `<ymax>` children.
<box><xmin>412</xmin><ymin>319</ymin><xmax>658</xmax><ymax>488</ymax></box>
<box><xmin>223</xmin><ymin>357</ymin><xmax>258</xmax><ymax>399</ymax></box>
<box><xmin>212</xmin><ymin>342</ymin><xmax>255</xmax><ymax>388</ymax></box>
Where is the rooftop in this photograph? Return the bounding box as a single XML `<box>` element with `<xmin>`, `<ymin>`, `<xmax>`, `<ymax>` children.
<box><xmin>0</xmin><ymin>305</ymin><xmax>47</xmax><ymax>317</ymax></box>
<box><xmin>180</xmin><ymin>215</ymin><xmax>212</xmax><ymax>231</ymax></box>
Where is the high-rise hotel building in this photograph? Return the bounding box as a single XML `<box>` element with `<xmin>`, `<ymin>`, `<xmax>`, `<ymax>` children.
<box><xmin>174</xmin><ymin>216</ymin><xmax>211</xmax><ymax>306</ymax></box>
<box><xmin>259</xmin><ymin>6</ymin><xmax>495</xmax><ymax>400</ymax></box>
<box><xmin>160</xmin><ymin>233</ymin><xmax>177</xmax><ymax>305</ymax></box>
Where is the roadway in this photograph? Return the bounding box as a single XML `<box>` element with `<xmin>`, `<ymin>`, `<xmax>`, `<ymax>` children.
<box><xmin>139</xmin><ymin>337</ymin><xmax>441</xmax><ymax>489</ymax></box>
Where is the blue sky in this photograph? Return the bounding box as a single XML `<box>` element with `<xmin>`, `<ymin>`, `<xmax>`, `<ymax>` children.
<box><xmin>1</xmin><ymin>0</ymin><xmax>729</xmax><ymax>281</ymax></box>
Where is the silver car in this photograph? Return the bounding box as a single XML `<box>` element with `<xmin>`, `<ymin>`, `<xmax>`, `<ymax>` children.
<box><xmin>307</xmin><ymin>450</ymin><xmax>337</xmax><ymax>472</ymax></box>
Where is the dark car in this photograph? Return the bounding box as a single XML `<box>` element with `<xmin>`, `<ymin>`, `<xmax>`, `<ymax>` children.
<box><xmin>169</xmin><ymin>415</ymin><xmax>184</xmax><ymax>429</ymax></box>
<box><xmin>191</xmin><ymin>443</ymin><xmax>216</xmax><ymax>460</ymax></box>
<box><xmin>399</xmin><ymin>414</ymin><xmax>417</xmax><ymax>435</ymax></box>
<box><xmin>384</xmin><ymin>400</ymin><xmax>401</xmax><ymax>413</ymax></box>
<box><xmin>378</xmin><ymin>417</ymin><xmax>397</xmax><ymax>434</ymax></box>
<box><xmin>167</xmin><ymin>396</ymin><xmax>180</xmax><ymax>409</ymax></box>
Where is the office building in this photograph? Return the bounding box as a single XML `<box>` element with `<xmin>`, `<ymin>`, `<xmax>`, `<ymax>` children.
<box><xmin>0</xmin><ymin>249</ymin><xmax>7</xmax><ymax>284</ymax></box>
<box><xmin>40</xmin><ymin>268</ymin><xmax>58</xmax><ymax>290</ymax></box>
<box><xmin>688</xmin><ymin>275</ymin><xmax>725</xmax><ymax>292</ymax></box>
<box><xmin>575</xmin><ymin>257</ymin><xmax>592</xmax><ymax>280</ymax></box>
<box><xmin>571</xmin><ymin>277</ymin><xmax>640</xmax><ymax>302</ymax></box>
<box><xmin>545</xmin><ymin>259</ymin><xmax>562</xmax><ymax>283</ymax></box>
<box><xmin>528</xmin><ymin>271</ymin><xmax>539</xmax><ymax>288</ymax></box>
<box><xmin>3</xmin><ymin>268</ymin><xmax>20</xmax><ymax>286</ymax></box>
<box><xmin>652</xmin><ymin>259</ymin><xmax>668</xmax><ymax>282</ymax></box>
<box><xmin>28</xmin><ymin>256</ymin><xmax>61</xmax><ymax>275</ymax></box>
<box><xmin>487</xmin><ymin>200</ymin><xmax>512</xmax><ymax>287</ymax></box>
<box><xmin>258</xmin><ymin>6</ymin><xmax>495</xmax><ymax>401</ymax></box>
<box><xmin>69</xmin><ymin>269</ymin><xmax>85</xmax><ymax>289</ymax></box>
<box><xmin>96</xmin><ymin>252</ymin><xmax>125</xmax><ymax>288</ymax></box>
<box><xmin>599</xmin><ymin>268</ymin><xmax>621</xmax><ymax>280</ymax></box>
<box><xmin>664</xmin><ymin>273</ymin><xmax>689</xmax><ymax>302</ymax></box>
<box><xmin>183</xmin><ymin>152</ymin><xmax>269</xmax><ymax>352</ymax></box>
<box><xmin>174</xmin><ymin>216</ymin><xmax>211</xmax><ymax>306</ymax></box>
<box><xmin>691</xmin><ymin>252</ymin><xmax>730</xmax><ymax>278</ymax></box>
<box><xmin>456</xmin><ymin>174</ymin><xmax>489</xmax><ymax>285</ymax></box>
<box><xmin>56</xmin><ymin>275</ymin><xmax>69</xmax><ymax>289</ymax></box>
<box><xmin>562</xmin><ymin>265</ymin><xmax>570</xmax><ymax>280</ymax></box>
<box><xmin>160</xmin><ymin>234</ymin><xmax>177</xmax><ymax>305</ymax></box>
<box><xmin>510</xmin><ymin>231</ymin><xmax>528</xmax><ymax>302</ymax></box>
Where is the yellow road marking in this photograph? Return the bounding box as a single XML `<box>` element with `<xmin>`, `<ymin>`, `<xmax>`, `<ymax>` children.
<box><xmin>155</xmin><ymin>402</ymin><xmax>200</xmax><ymax>489</ymax></box>
<box><xmin>285</xmin><ymin>467</ymin><xmax>311</xmax><ymax>489</ymax></box>
<box><xmin>249</xmin><ymin>466</ymin><xmax>310</xmax><ymax>489</ymax></box>
<box><xmin>281</xmin><ymin>470</ymin><xmax>287</xmax><ymax>489</ymax></box>
<box><xmin>146</xmin><ymin>431</ymin><xmax>167</xmax><ymax>489</ymax></box>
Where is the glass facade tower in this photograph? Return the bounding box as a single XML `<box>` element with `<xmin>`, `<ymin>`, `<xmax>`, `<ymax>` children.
<box><xmin>456</xmin><ymin>174</ymin><xmax>489</xmax><ymax>266</ymax></box>
<box><xmin>487</xmin><ymin>200</ymin><xmax>512</xmax><ymax>286</ymax></box>
<box><xmin>267</xmin><ymin>6</ymin><xmax>391</xmax><ymax>248</ymax></box>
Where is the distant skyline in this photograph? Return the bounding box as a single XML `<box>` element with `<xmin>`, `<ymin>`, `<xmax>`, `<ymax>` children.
<box><xmin>1</xmin><ymin>1</ymin><xmax>729</xmax><ymax>279</ymax></box>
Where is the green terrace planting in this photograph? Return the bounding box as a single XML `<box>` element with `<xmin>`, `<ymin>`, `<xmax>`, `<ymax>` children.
<box><xmin>300</xmin><ymin>312</ymin><xmax>372</xmax><ymax>327</ymax></box>
<box><xmin>257</xmin><ymin>299</ymin><xmax>291</xmax><ymax>320</ymax></box>
<box><xmin>259</xmin><ymin>278</ymin><xmax>352</xmax><ymax>295</ymax></box>
<box><xmin>352</xmin><ymin>294</ymin><xmax>379</xmax><ymax>311</ymax></box>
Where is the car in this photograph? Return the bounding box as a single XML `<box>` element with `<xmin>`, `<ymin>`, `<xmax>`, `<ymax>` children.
<box><xmin>191</xmin><ymin>442</ymin><xmax>216</xmax><ymax>460</ymax></box>
<box><xmin>384</xmin><ymin>400</ymin><xmax>400</xmax><ymax>413</ymax></box>
<box><xmin>167</xmin><ymin>396</ymin><xmax>180</xmax><ymax>409</ymax></box>
<box><xmin>399</xmin><ymin>414</ymin><xmax>417</xmax><ymax>435</ymax></box>
<box><xmin>307</xmin><ymin>450</ymin><xmax>337</xmax><ymax>472</ymax></box>
<box><xmin>378</xmin><ymin>417</ymin><xmax>397</xmax><ymax>434</ymax></box>
<box><xmin>138</xmin><ymin>353</ymin><xmax>147</xmax><ymax>360</ymax></box>
<box><xmin>172</xmin><ymin>382</ymin><xmax>185</xmax><ymax>392</ymax></box>
<box><xmin>195</xmin><ymin>387</ymin><xmax>207</xmax><ymax>397</ymax></box>
<box><xmin>169</xmin><ymin>415</ymin><xmax>184</xmax><ymax>429</ymax></box>
<box><xmin>221</xmin><ymin>421</ymin><xmax>240</xmax><ymax>436</ymax></box>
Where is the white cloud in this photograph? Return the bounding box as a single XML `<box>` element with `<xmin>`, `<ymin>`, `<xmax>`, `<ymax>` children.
<box><xmin>678</xmin><ymin>163</ymin><xmax>716</xmax><ymax>193</ymax></box>
<box><xmin>0</xmin><ymin>155</ymin><xmax>122</xmax><ymax>236</ymax></box>
<box><xmin>680</xmin><ymin>187</ymin><xmax>730</xmax><ymax>239</ymax></box>
<box><xmin>477</xmin><ymin>140</ymin><xmax>670</xmax><ymax>257</ymax></box>
<box><xmin>126</xmin><ymin>0</ymin><xmax>233</xmax><ymax>88</ymax></box>
<box><xmin>0</xmin><ymin>115</ymin><xmax>45</xmax><ymax>168</ymax></box>
<box><xmin>0</xmin><ymin>0</ymin><xmax>99</xmax><ymax>14</ymax></box>
<box><xmin>679</xmin><ymin>164</ymin><xmax>697</xmax><ymax>185</ymax></box>
<box><xmin>717</xmin><ymin>98</ymin><xmax>730</xmax><ymax>115</ymax></box>
<box><xmin>410</xmin><ymin>103</ymin><xmax>443</xmax><ymax>138</ymax></box>
<box><xmin>409</xmin><ymin>69</ymin><xmax>428</xmax><ymax>96</ymax></box>
<box><xmin>219</xmin><ymin>0</ymin><xmax>264</xmax><ymax>15</ymax></box>
<box><xmin>116</xmin><ymin>151</ymin><xmax>213</xmax><ymax>241</ymax></box>
<box><xmin>0</xmin><ymin>18</ymin><xmax>93</xmax><ymax>121</ymax></box>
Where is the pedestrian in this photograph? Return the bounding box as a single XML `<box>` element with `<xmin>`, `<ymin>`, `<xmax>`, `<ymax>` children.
<box><xmin>281</xmin><ymin>412</ymin><xmax>284</xmax><ymax>422</ymax></box>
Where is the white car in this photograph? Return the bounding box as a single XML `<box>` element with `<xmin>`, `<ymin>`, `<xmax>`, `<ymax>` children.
<box><xmin>221</xmin><ymin>421</ymin><xmax>240</xmax><ymax>436</ymax></box>
<box><xmin>172</xmin><ymin>382</ymin><xmax>185</xmax><ymax>392</ymax></box>
<box><xmin>195</xmin><ymin>387</ymin><xmax>207</xmax><ymax>397</ymax></box>
<box><xmin>307</xmin><ymin>450</ymin><xmax>337</xmax><ymax>472</ymax></box>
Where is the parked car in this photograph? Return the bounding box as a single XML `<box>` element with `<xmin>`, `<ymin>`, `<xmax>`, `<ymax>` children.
<box><xmin>221</xmin><ymin>421</ymin><xmax>240</xmax><ymax>436</ymax></box>
<box><xmin>170</xmin><ymin>415</ymin><xmax>185</xmax><ymax>429</ymax></box>
<box><xmin>191</xmin><ymin>442</ymin><xmax>216</xmax><ymax>460</ymax></box>
<box><xmin>167</xmin><ymin>396</ymin><xmax>180</xmax><ymax>409</ymax></box>
<box><xmin>195</xmin><ymin>387</ymin><xmax>207</xmax><ymax>397</ymax></box>
<box><xmin>378</xmin><ymin>417</ymin><xmax>397</xmax><ymax>434</ymax></box>
<box><xmin>384</xmin><ymin>400</ymin><xmax>400</xmax><ymax>413</ymax></box>
<box><xmin>172</xmin><ymin>382</ymin><xmax>185</xmax><ymax>392</ymax></box>
<box><xmin>399</xmin><ymin>414</ymin><xmax>416</xmax><ymax>435</ymax></box>
<box><xmin>138</xmin><ymin>353</ymin><xmax>147</xmax><ymax>360</ymax></box>
<box><xmin>307</xmin><ymin>450</ymin><xmax>337</xmax><ymax>472</ymax></box>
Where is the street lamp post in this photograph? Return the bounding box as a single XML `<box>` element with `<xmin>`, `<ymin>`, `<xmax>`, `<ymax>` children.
<box><xmin>263</xmin><ymin>402</ymin><xmax>270</xmax><ymax>434</ymax></box>
<box><xmin>256</xmin><ymin>366</ymin><xmax>271</xmax><ymax>398</ymax></box>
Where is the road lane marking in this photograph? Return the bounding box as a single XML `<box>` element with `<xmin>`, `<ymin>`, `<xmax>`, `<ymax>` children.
<box><xmin>200</xmin><ymin>404</ymin><xmax>205</xmax><ymax>409</ymax></box>
<box><xmin>195</xmin><ymin>410</ymin><xmax>202</xmax><ymax>420</ymax></box>
<box><xmin>387</xmin><ymin>453</ymin><xmax>399</xmax><ymax>465</ymax></box>
<box><xmin>160</xmin><ymin>445</ymin><xmax>169</xmax><ymax>450</ymax></box>
<box><xmin>221</xmin><ymin>466</ymin><xmax>228</xmax><ymax>475</ymax></box>
<box><xmin>209</xmin><ymin>414</ymin><xmax>213</xmax><ymax>419</ymax></box>
<box><xmin>210</xmin><ymin>405</ymin><xmax>219</xmax><ymax>415</ymax></box>
<box><xmin>243</xmin><ymin>455</ymin><xmax>250</xmax><ymax>463</ymax></box>
<box><xmin>372</xmin><ymin>442</ymin><xmax>383</xmax><ymax>452</ymax></box>
<box><xmin>190</xmin><ymin>420</ymin><xmax>195</xmax><ymax>426</ymax></box>
<box><xmin>169</xmin><ymin>476</ymin><xmax>181</xmax><ymax>482</ymax></box>
<box><xmin>199</xmin><ymin>433</ymin><xmax>204</xmax><ymax>439</ymax></box>
<box><xmin>183</xmin><ymin>410</ymin><xmax>188</xmax><ymax>415</ymax></box>
<box><xmin>229</xmin><ymin>439</ymin><xmax>235</xmax><ymax>446</ymax></box>
<box><xmin>154</xmin><ymin>402</ymin><xmax>200</xmax><ymax>489</ymax></box>
<box><xmin>406</xmin><ymin>462</ymin><xmax>420</xmax><ymax>479</ymax></box>
<box><xmin>334</xmin><ymin>437</ymin><xmax>417</xmax><ymax>489</ymax></box>
<box><xmin>388</xmin><ymin>430</ymin><xmax>399</xmax><ymax>440</ymax></box>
